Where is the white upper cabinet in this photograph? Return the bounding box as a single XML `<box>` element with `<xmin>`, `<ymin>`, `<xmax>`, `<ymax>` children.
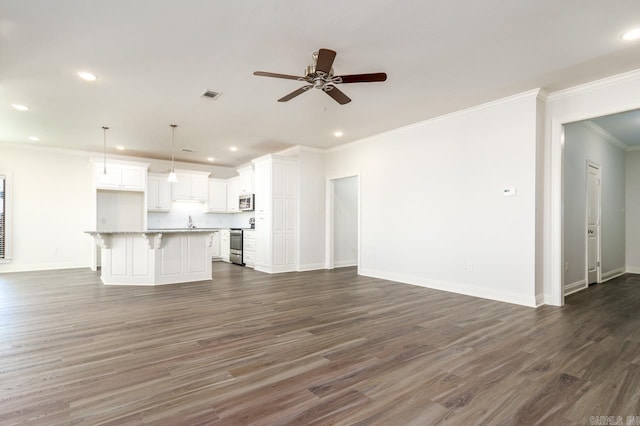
<box><xmin>226</xmin><ymin>177</ymin><xmax>240</xmax><ymax>213</ymax></box>
<box><xmin>172</xmin><ymin>170</ymin><xmax>209</xmax><ymax>201</ymax></box>
<box><xmin>207</xmin><ymin>179</ymin><xmax>227</xmax><ymax>213</ymax></box>
<box><xmin>147</xmin><ymin>173</ymin><xmax>172</xmax><ymax>212</ymax></box>
<box><xmin>94</xmin><ymin>162</ymin><xmax>147</xmax><ymax>191</ymax></box>
<box><xmin>237</xmin><ymin>166</ymin><xmax>254</xmax><ymax>195</ymax></box>
<box><xmin>253</xmin><ymin>160</ymin><xmax>271</xmax><ymax>214</ymax></box>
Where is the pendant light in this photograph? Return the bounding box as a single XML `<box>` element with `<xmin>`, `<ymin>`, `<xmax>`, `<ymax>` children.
<box><xmin>167</xmin><ymin>124</ymin><xmax>178</xmax><ymax>183</ymax></box>
<box><xmin>99</xmin><ymin>126</ymin><xmax>110</xmax><ymax>184</ymax></box>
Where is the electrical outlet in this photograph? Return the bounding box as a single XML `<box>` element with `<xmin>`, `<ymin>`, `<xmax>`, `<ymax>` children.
<box><xmin>101</xmin><ymin>218</ymin><xmax>107</xmax><ymax>224</ymax></box>
<box><xmin>467</xmin><ymin>263</ymin><xmax>473</xmax><ymax>272</ymax></box>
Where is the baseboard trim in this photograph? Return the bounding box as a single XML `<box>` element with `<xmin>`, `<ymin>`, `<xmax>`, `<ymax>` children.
<box><xmin>0</xmin><ymin>262</ymin><xmax>90</xmax><ymax>274</ymax></box>
<box><xmin>359</xmin><ymin>267</ymin><xmax>537</xmax><ymax>308</ymax></box>
<box><xmin>601</xmin><ymin>267</ymin><xmax>626</xmax><ymax>282</ymax></box>
<box><xmin>297</xmin><ymin>263</ymin><xmax>326</xmax><ymax>272</ymax></box>
<box><xmin>334</xmin><ymin>260</ymin><xmax>357</xmax><ymax>268</ymax></box>
<box><xmin>564</xmin><ymin>279</ymin><xmax>587</xmax><ymax>296</ymax></box>
<box><xmin>626</xmin><ymin>266</ymin><xmax>640</xmax><ymax>274</ymax></box>
<box><xmin>535</xmin><ymin>294</ymin><xmax>545</xmax><ymax>307</ymax></box>
<box><xmin>255</xmin><ymin>265</ymin><xmax>297</xmax><ymax>274</ymax></box>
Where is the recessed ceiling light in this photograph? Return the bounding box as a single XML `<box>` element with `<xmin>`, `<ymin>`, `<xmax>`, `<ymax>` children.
<box><xmin>334</xmin><ymin>131</ymin><xmax>344</xmax><ymax>137</ymax></box>
<box><xmin>12</xmin><ymin>104</ymin><xmax>29</xmax><ymax>111</ymax></box>
<box><xmin>77</xmin><ymin>71</ymin><xmax>97</xmax><ymax>81</ymax></box>
<box><xmin>207</xmin><ymin>157</ymin><xmax>215</xmax><ymax>162</ymax></box>
<box><xmin>622</xmin><ymin>28</ymin><xmax>640</xmax><ymax>41</ymax></box>
<box><xmin>28</xmin><ymin>136</ymin><xmax>40</xmax><ymax>141</ymax></box>
<box><xmin>229</xmin><ymin>146</ymin><xmax>238</xmax><ymax>152</ymax></box>
<box><xmin>115</xmin><ymin>145</ymin><xmax>125</xmax><ymax>151</ymax></box>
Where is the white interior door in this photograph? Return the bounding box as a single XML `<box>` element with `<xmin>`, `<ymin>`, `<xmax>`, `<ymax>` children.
<box><xmin>586</xmin><ymin>162</ymin><xmax>601</xmax><ymax>285</ymax></box>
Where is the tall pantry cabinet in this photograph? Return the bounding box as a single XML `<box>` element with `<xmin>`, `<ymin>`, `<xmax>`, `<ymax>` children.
<box><xmin>252</xmin><ymin>154</ymin><xmax>298</xmax><ymax>273</ymax></box>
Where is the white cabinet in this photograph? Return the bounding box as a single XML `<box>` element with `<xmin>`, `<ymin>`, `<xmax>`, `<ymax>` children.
<box><xmin>220</xmin><ymin>229</ymin><xmax>230</xmax><ymax>262</ymax></box>
<box><xmin>210</xmin><ymin>230</ymin><xmax>221</xmax><ymax>260</ymax></box>
<box><xmin>251</xmin><ymin>155</ymin><xmax>298</xmax><ymax>273</ymax></box>
<box><xmin>254</xmin><ymin>160</ymin><xmax>271</xmax><ymax>214</ymax></box>
<box><xmin>147</xmin><ymin>174</ymin><xmax>172</xmax><ymax>212</ymax></box>
<box><xmin>172</xmin><ymin>170</ymin><xmax>209</xmax><ymax>201</ymax></box>
<box><xmin>94</xmin><ymin>163</ymin><xmax>146</xmax><ymax>191</ymax></box>
<box><xmin>237</xmin><ymin>166</ymin><xmax>254</xmax><ymax>195</ymax></box>
<box><xmin>207</xmin><ymin>179</ymin><xmax>227</xmax><ymax>213</ymax></box>
<box><xmin>243</xmin><ymin>229</ymin><xmax>256</xmax><ymax>268</ymax></box>
<box><xmin>226</xmin><ymin>177</ymin><xmax>240</xmax><ymax>213</ymax></box>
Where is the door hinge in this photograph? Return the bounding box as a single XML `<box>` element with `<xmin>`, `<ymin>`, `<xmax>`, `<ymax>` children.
<box><xmin>597</xmin><ymin>261</ymin><xmax>600</xmax><ymax>267</ymax></box>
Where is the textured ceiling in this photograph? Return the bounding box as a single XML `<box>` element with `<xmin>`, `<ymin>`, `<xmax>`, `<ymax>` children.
<box><xmin>2</xmin><ymin>0</ymin><xmax>640</xmax><ymax>166</ymax></box>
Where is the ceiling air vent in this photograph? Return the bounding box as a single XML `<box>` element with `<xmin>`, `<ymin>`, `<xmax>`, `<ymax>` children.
<box><xmin>201</xmin><ymin>89</ymin><xmax>222</xmax><ymax>100</ymax></box>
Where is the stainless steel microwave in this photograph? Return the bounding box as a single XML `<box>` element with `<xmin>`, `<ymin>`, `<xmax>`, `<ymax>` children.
<box><xmin>239</xmin><ymin>194</ymin><xmax>254</xmax><ymax>211</ymax></box>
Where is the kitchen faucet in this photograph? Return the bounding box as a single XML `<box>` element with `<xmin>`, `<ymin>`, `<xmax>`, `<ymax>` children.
<box><xmin>188</xmin><ymin>216</ymin><xmax>195</xmax><ymax>229</ymax></box>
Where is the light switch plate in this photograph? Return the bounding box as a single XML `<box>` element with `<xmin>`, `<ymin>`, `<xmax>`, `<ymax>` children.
<box><xmin>503</xmin><ymin>187</ymin><xmax>517</xmax><ymax>197</ymax></box>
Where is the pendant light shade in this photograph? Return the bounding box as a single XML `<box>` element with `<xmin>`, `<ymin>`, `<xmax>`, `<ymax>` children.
<box><xmin>99</xmin><ymin>126</ymin><xmax>110</xmax><ymax>184</ymax></box>
<box><xmin>167</xmin><ymin>124</ymin><xmax>178</xmax><ymax>183</ymax></box>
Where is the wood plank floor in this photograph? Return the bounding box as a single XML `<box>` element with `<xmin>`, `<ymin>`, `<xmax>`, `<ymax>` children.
<box><xmin>1</xmin><ymin>264</ymin><xmax>639</xmax><ymax>425</ymax></box>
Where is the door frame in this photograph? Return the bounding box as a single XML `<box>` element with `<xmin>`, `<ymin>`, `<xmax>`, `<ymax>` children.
<box><xmin>551</xmin><ymin>101</ymin><xmax>640</xmax><ymax>306</ymax></box>
<box><xmin>325</xmin><ymin>174</ymin><xmax>361</xmax><ymax>271</ymax></box>
<box><xmin>585</xmin><ymin>160</ymin><xmax>602</xmax><ymax>285</ymax></box>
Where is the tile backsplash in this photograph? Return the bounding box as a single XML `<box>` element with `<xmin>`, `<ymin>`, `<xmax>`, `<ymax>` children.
<box><xmin>147</xmin><ymin>201</ymin><xmax>254</xmax><ymax>229</ymax></box>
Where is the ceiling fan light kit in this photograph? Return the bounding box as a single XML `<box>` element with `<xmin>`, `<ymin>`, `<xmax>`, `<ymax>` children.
<box><xmin>254</xmin><ymin>48</ymin><xmax>387</xmax><ymax>105</ymax></box>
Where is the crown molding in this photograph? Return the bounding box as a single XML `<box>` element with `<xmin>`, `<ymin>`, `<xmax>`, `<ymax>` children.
<box><xmin>580</xmin><ymin>121</ymin><xmax>628</xmax><ymax>150</ymax></box>
<box><xmin>547</xmin><ymin>68</ymin><xmax>640</xmax><ymax>102</ymax></box>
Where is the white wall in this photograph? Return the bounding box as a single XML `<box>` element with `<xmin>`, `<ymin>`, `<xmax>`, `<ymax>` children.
<box><xmin>333</xmin><ymin>176</ymin><xmax>358</xmax><ymax>267</ymax></box>
<box><xmin>97</xmin><ymin>190</ymin><xmax>145</xmax><ymax>231</ymax></box>
<box><xmin>325</xmin><ymin>90</ymin><xmax>543</xmax><ymax>307</ymax></box>
<box><xmin>0</xmin><ymin>145</ymin><xmax>93</xmax><ymax>272</ymax></box>
<box><xmin>563</xmin><ymin>122</ymin><xmax>626</xmax><ymax>289</ymax></box>
<box><xmin>545</xmin><ymin>69</ymin><xmax>640</xmax><ymax>306</ymax></box>
<box><xmin>297</xmin><ymin>148</ymin><xmax>326</xmax><ymax>270</ymax></box>
<box><xmin>626</xmin><ymin>150</ymin><xmax>640</xmax><ymax>273</ymax></box>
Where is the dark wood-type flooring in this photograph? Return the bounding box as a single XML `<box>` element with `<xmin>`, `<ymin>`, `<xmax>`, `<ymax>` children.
<box><xmin>1</xmin><ymin>263</ymin><xmax>639</xmax><ymax>425</ymax></box>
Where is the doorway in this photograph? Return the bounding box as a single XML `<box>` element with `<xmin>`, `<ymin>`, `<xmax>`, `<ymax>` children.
<box><xmin>561</xmin><ymin>114</ymin><xmax>632</xmax><ymax>299</ymax></box>
<box><xmin>326</xmin><ymin>175</ymin><xmax>360</xmax><ymax>270</ymax></box>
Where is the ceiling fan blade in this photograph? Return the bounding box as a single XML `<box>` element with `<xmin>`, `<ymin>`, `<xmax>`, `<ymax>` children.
<box><xmin>323</xmin><ymin>85</ymin><xmax>351</xmax><ymax>105</ymax></box>
<box><xmin>254</xmin><ymin>71</ymin><xmax>304</xmax><ymax>81</ymax></box>
<box><xmin>336</xmin><ymin>72</ymin><xmax>387</xmax><ymax>84</ymax></box>
<box><xmin>278</xmin><ymin>85</ymin><xmax>313</xmax><ymax>102</ymax></box>
<box><xmin>315</xmin><ymin>49</ymin><xmax>337</xmax><ymax>75</ymax></box>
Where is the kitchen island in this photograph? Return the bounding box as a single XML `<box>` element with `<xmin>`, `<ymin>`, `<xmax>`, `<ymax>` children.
<box><xmin>86</xmin><ymin>229</ymin><xmax>218</xmax><ymax>285</ymax></box>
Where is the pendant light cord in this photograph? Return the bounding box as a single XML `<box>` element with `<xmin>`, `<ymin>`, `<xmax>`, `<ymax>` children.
<box><xmin>102</xmin><ymin>126</ymin><xmax>109</xmax><ymax>173</ymax></box>
<box><xmin>170</xmin><ymin>124</ymin><xmax>177</xmax><ymax>172</ymax></box>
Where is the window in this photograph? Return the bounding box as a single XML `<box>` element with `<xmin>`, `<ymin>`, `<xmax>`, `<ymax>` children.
<box><xmin>0</xmin><ymin>172</ymin><xmax>9</xmax><ymax>262</ymax></box>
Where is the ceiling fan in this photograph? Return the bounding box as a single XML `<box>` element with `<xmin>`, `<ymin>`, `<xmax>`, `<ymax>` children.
<box><xmin>253</xmin><ymin>48</ymin><xmax>387</xmax><ymax>105</ymax></box>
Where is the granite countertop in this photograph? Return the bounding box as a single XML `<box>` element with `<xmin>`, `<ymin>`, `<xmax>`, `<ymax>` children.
<box><xmin>86</xmin><ymin>228</ymin><xmax>221</xmax><ymax>234</ymax></box>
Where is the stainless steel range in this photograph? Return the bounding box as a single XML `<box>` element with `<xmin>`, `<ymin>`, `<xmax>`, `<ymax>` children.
<box><xmin>229</xmin><ymin>229</ymin><xmax>243</xmax><ymax>265</ymax></box>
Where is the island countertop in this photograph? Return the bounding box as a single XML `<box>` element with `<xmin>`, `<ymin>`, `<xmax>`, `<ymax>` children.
<box><xmin>85</xmin><ymin>228</ymin><xmax>221</xmax><ymax>234</ymax></box>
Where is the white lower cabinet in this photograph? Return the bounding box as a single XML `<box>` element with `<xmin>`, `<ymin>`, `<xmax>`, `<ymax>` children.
<box><xmin>243</xmin><ymin>229</ymin><xmax>255</xmax><ymax>268</ymax></box>
<box><xmin>220</xmin><ymin>229</ymin><xmax>230</xmax><ymax>262</ymax></box>
<box><xmin>210</xmin><ymin>231</ymin><xmax>221</xmax><ymax>260</ymax></box>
